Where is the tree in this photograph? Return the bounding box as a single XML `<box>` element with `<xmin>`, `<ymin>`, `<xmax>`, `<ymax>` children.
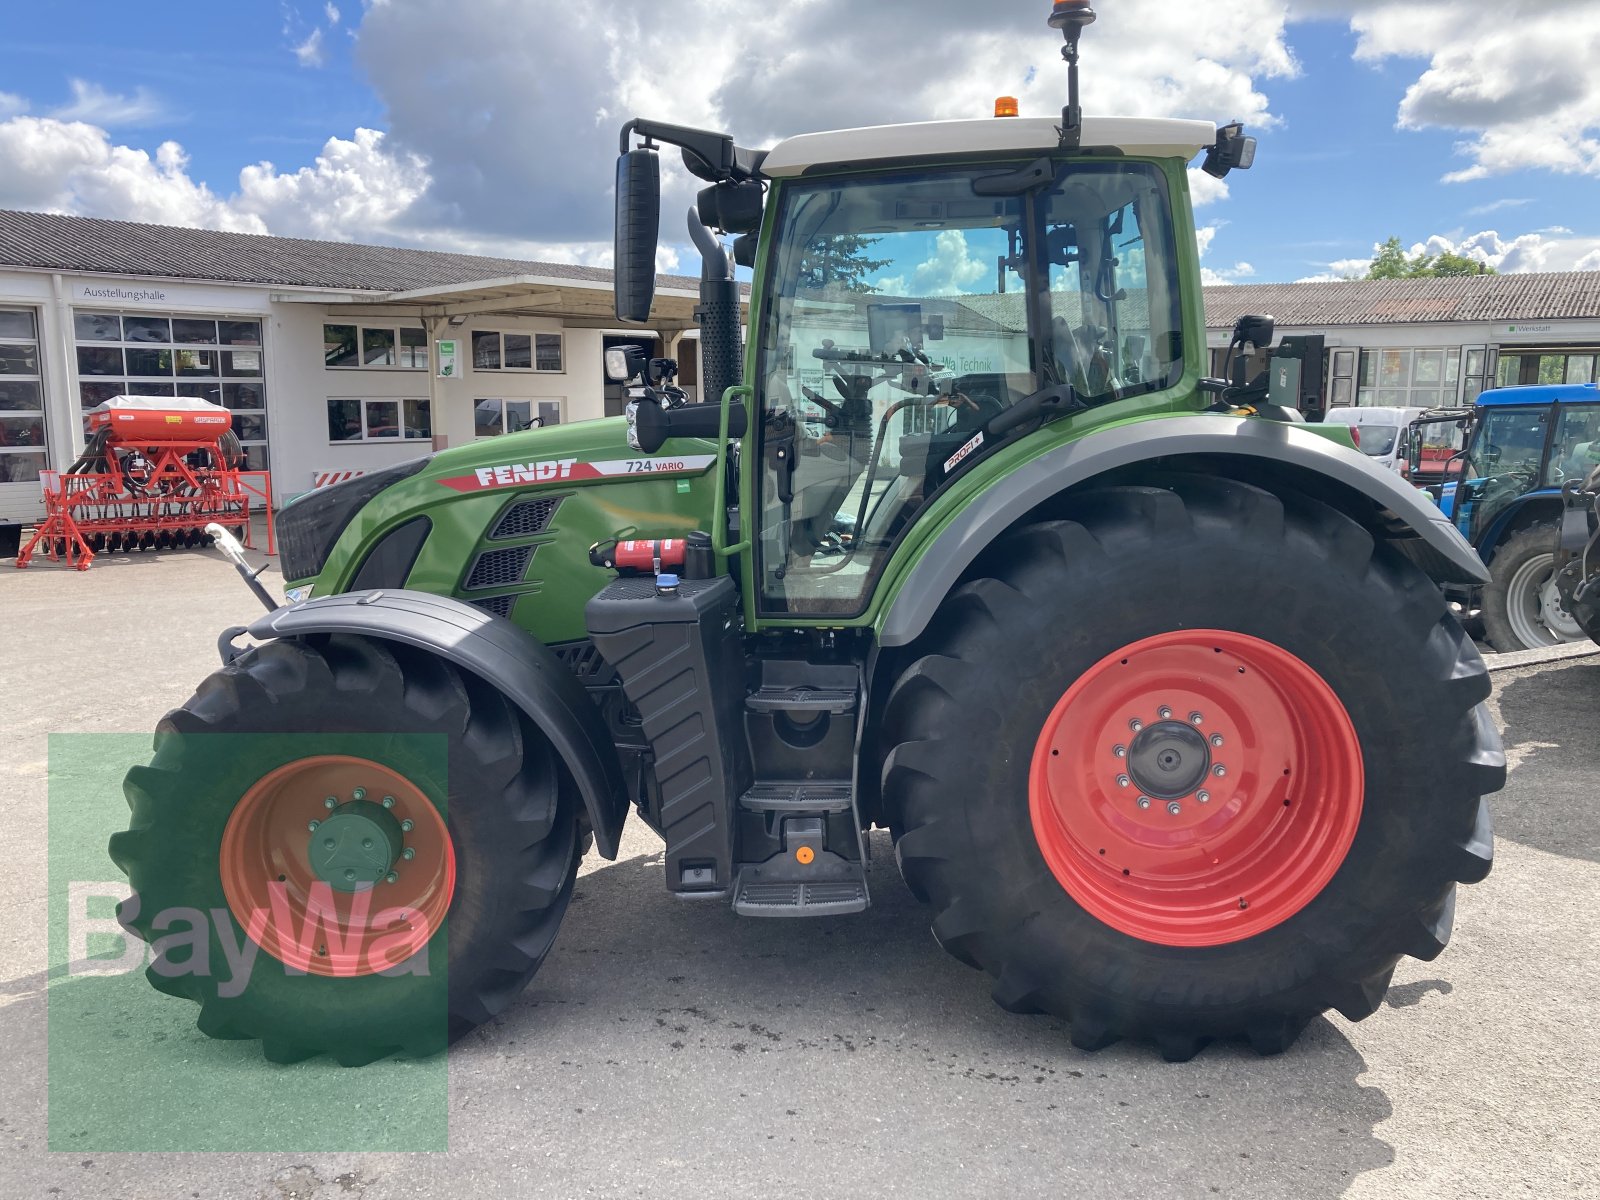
<box><xmin>1363</xmin><ymin>236</ymin><xmax>1497</xmax><ymax>280</ymax></box>
<box><xmin>798</xmin><ymin>233</ymin><xmax>893</xmax><ymax>292</ymax></box>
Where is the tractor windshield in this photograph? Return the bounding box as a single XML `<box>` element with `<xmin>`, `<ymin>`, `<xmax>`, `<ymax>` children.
<box><xmin>754</xmin><ymin>160</ymin><xmax>1184</xmax><ymax>616</ymax></box>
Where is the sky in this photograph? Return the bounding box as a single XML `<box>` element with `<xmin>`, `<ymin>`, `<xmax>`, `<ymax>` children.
<box><xmin>0</xmin><ymin>0</ymin><xmax>1597</xmax><ymax>287</ymax></box>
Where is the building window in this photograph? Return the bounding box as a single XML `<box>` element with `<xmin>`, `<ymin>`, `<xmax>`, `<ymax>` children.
<box><xmin>326</xmin><ymin>397</ymin><xmax>432</xmax><ymax>442</ymax></box>
<box><xmin>324</xmin><ymin>324</ymin><xmax>429</xmax><ymax>370</ymax></box>
<box><xmin>0</xmin><ymin>308</ymin><xmax>46</xmax><ymax>485</ymax></box>
<box><xmin>73</xmin><ymin>310</ymin><xmax>269</xmax><ymax>469</ymax></box>
<box><xmin>1497</xmin><ymin>351</ymin><xmax>1600</xmax><ymax>389</ymax></box>
<box><xmin>1356</xmin><ymin>348</ymin><xmax>1461</xmax><ymax>408</ymax></box>
<box><xmin>474</xmin><ymin>398</ymin><xmax>563</xmax><ymax>437</ymax></box>
<box><xmin>472</xmin><ymin>331</ymin><xmax>564</xmax><ymax>373</ymax></box>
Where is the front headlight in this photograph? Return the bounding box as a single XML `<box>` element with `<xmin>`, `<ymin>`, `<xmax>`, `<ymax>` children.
<box><xmin>278</xmin><ymin>457</ymin><xmax>430</xmax><ymax>582</ymax></box>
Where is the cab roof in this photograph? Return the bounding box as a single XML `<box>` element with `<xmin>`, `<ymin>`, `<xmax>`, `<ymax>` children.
<box><xmin>1478</xmin><ymin>383</ymin><xmax>1600</xmax><ymax>407</ymax></box>
<box><xmin>761</xmin><ymin>116</ymin><xmax>1218</xmax><ymax>178</ymax></box>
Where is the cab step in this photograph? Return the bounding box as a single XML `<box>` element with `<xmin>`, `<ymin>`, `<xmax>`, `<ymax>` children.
<box><xmin>739</xmin><ymin>781</ymin><xmax>854</xmax><ymax>813</ymax></box>
<box><xmin>744</xmin><ymin>661</ymin><xmax>859</xmax><ymax>715</ymax></box>
<box><xmin>733</xmin><ymin>855</ymin><xmax>869</xmax><ymax>918</ymax></box>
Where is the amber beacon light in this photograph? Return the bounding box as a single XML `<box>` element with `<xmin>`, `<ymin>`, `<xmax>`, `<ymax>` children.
<box><xmin>994</xmin><ymin>96</ymin><xmax>1020</xmax><ymax>118</ymax></box>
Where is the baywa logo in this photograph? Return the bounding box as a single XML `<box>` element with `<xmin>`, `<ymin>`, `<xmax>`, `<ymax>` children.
<box><xmin>70</xmin><ymin>882</ymin><xmax>435</xmax><ymax>996</ymax></box>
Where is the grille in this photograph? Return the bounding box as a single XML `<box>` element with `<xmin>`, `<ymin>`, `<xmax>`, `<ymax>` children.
<box><xmin>490</xmin><ymin>497</ymin><xmax>561</xmax><ymax>540</ymax></box>
<box><xmin>465</xmin><ymin>545</ymin><xmax>533</xmax><ymax>590</ymax></box>
<box><xmin>471</xmin><ymin>595</ymin><xmax>517</xmax><ymax>619</ymax></box>
<box><xmin>553</xmin><ymin>640</ymin><xmax>616</xmax><ymax>685</ymax></box>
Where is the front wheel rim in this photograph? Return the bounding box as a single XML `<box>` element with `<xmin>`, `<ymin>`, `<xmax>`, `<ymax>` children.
<box><xmin>1506</xmin><ymin>551</ymin><xmax>1584</xmax><ymax>647</ymax></box>
<box><xmin>219</xmin><ymin>755</ymin><xmax>455</xmax><ymax>977</ymax></box>
<box><xmin>1029</xmin><ymin>631</ymin><xmax>1364</xmax><ymax>948</ymax></box>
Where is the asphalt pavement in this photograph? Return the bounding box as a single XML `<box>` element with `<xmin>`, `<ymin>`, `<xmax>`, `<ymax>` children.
<box><xmin>1</xmin><ymin>538</ymin><xmax>1596</xmax><ymax>1199</ymax></box>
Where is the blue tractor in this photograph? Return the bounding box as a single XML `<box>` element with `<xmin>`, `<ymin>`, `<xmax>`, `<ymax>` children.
<box><xmin>1409</xmin><ymin>383</ymin><xmax>1600</xmax><ymax>650</ymax></box>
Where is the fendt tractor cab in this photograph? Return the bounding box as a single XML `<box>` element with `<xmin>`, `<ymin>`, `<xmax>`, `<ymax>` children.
<box><xmin>1406</xmin><ymin>383</ymin><xmax>1600</xmax><ymax>650</ymax></box>
<box><xmin>112</xmin><ymin>1</ymin><xmax>1502</xmax><ymax>1066</ymax></box>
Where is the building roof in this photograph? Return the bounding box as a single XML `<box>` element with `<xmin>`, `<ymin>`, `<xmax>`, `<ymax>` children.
<box><xmin>762</xmin><ymin>116</ymin><xmax>1217</xmax><ymax>178</ymax></box>
<box><xmin>0</xmin><ymin>208</ymin><xmax>702</xmax><ymax>296</ymax></box>
<box><xmin>1204</xmin><ymin>272</ymin><xmax>1600</xmax><ymax>330</ymax></box>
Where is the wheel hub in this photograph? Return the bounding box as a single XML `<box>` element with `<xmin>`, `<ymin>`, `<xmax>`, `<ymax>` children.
<box><xmin>307</xmin><ymin>799</ymin><xmax>404</xmax><ymax>892</ymax></box>
<box><xmin>1126</xmin><ymin>720</ymin><xmax>1211</xmax><ymax>800</ymax></box>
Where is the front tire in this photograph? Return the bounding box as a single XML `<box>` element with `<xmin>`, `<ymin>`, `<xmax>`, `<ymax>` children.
<box><xmin>1482</xmin><ymin>524</ymin><xmax>1588</xmax><ymax>651</ymax></box>
<box><xmin>109</xmin><ymin>634</ymin><xmax>580</xmax><ymax>1064</ymax></box>
<box><xmin>882</xmin><ymin>476</ymin><xmax>1502</xmax><ymax>1061</ymax></box>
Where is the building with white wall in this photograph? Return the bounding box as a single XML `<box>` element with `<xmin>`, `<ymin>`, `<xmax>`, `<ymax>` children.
<box><xmin>1205</xmin><ymin>273</ymin><xmax>1600</xmax><ymax>418</ymax></box>
<box><xmin>0</xmin><ymin>210</ymin><xmax>715</xmax><ymax>523</ymax></box>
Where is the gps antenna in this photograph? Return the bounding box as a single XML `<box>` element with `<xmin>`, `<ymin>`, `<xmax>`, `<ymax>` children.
<box><xmin>1049</xmin><ymin>1</ymin><xmax>1097</xmax><ymax>150</ymax></box>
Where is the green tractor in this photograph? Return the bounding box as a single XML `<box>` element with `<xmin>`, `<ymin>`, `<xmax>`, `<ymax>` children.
<box><xmin>111</xmin><ymin>1</ymin><xmax>1502</xmax><ymax>1065</ymax></box>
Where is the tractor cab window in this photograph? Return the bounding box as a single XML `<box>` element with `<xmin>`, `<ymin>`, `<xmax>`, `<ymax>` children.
<box><xmin>1547</xmin><ymin>403</ymin><xmax>1600</xmax><ymax>487</ymax></box>
<box><xmin>755</xmin><ymin>160</ymin><xmax>1183</xmax><ymax>616</ymax></box>
<box><xmin>1455</xmin><ymin>405</ymin><xmax>1550</xmax><ymax>540</ymax></box>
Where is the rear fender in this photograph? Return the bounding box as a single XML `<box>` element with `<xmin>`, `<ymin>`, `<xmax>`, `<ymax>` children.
<box><xmin>245</xmin><ymin>590</ymin><xmax>628</xmax><ymax>858</ymax></box>
<box><xmin>878</xmin><ymin>414</ymin><xmax>1489</xmax><ymax>649</ymax></box>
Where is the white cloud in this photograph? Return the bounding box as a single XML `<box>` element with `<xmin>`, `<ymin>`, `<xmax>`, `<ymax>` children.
<box><xmin>0</xmin><ymin>92</ymin><xmax>26</xmax><ymax>119</ymax></box>
<box><xmin>1188</xmin><ymin>169</ymin><xmax>1231</xmax><ymax>208</ymax></box>
<box><xmin>1466</xmin><ymin>197</ymin><xmax>1533</xmax><ymax>217</ymax></box>
<box><xmin>0</xmin><ymin>117</ymin><xmax>262</xmax><ymax>231</ymax></box>
<box><xmin>1339</xmin><ymin>1</ymin><xmax>1600</xmax><ymax>182</ymax></box>
<box><xmin>51</xmin><ymin>80</ymin><xmax>164</xmax><ymax>127</ymax></box>
<box><xmin>233</xmin><ymin>128</ymin><xmax>427</xmax><ymax>240</ymax></box>
<box><xmin>293</xmin><ymin>28</ymin><xmax>326</xmax><ymax>67</ymax></box>
<box><xmin>1202</xmin><ymin>262</ymin><xmax>1257</xmax><ymax>287</ymax></box>
<box><xmin>324</xmin><ymin>2</ymin><xmax>341</xmax><ymax>25</ymax></box>
<box><xmin>1415</xmin><ymin>229</ymin><xmax>1600</xmax><ymax>274</ymax></box>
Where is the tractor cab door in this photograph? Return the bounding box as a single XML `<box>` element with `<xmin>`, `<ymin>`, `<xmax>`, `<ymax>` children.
<box><xmin>1546</xmin><ymin>401</ymin><xmax>1600</xmax><ymax>490</ymax></box>
<box><xmin>749</xmin><ymin>159</ymin><xmax>1186</xmax><ymax>619</ymax></box>
<box><xmin>1449</xmin><ymin>404</ymin><xmax>1551</xmax><ymax>541</ymax></box>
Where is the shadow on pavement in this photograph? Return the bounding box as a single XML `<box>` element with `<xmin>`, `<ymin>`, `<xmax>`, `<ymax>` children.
<box><xmin>456</xmin><ymin>833</ymin><xmax>1396</xmax><ymax>1198</ymax></box>
<box><xmin>1495</xmin><ymin>659</ymin><xmax>1600</xmax><ymax>864</ymax></box>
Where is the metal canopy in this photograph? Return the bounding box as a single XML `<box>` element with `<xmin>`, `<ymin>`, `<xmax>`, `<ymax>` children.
<box><xmin>270</xmin><ymin>273</ymin><xmax>712</xmax><ymax>332</ymax></box>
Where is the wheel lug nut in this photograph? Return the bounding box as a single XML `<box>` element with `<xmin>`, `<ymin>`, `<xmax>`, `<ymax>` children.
<box><xmin>1158</xmin><ymin>706</ymin><xmax>1172</xmax><ymax>720</ymax></box>
<box><xmin>401</xmin><ymin>819</ymin><xmax>414</xmax><ymax>832</ymax></box>
<box><xmin>352</xmin><ymin>787</ymin><xmax>367</xmax><ymax>801</ymax></box>
<box><xmin>1213</xmin><ymin>764</ymin><xmax>1228</xmax><ymax>778</ymax></box>
<box><xmin>1198</xmin><ymin>790</ymin><xmax>1211</xmax><ymax>804</ymax></box>
<box><xmin>1189</xmin><ymin>712</ymin><xmax>1204</xmax><ymax>725</ymax></box>
<box><xmin>1167</xmin><ymin>801</ymin><xmax>1182</xmax><ymax>816</ymax></box>
<box><xmin>385</xmin><ymin>872</ymin><xmax>399</xmax><ymax>884</ymax></box>
<box><xmin>1112</xmin><ymin>745</ymin><xmax>1126</xmax><ymax>759</ymax></box>
<box><xmin>307</xmin><ymin>819</ymin><xmax>320</xmax><ymax>831</ymax></box>
<box><xmin>324</xmin><ymin>796</ymin><xmax>337</xmax><ymax>810</ymax></box>
<box><xmin>382</xmin><ymin>796</ymin><xmax>395</xmax><ymax>809</ymax></box>
<box><xmin>1137</xmin><ymin>796</ymin><xmax>1152</xmax><ymax>810</ymax></box>
<box><xmin>1117</xmin><ymin>775</ymin><xmax>1131</xmax><ymax>789</ymax></box>
<box><xmin>402</xmin><ymin>847</ymin><xmax>416</xmax><ymax>861</ymax></box>
<box><xmin>1210</xmin><ymin>734</ymin><xmax>1224</xmax><ymax>748</ymax></box>
<box><xmin>1129</xmin><ymin>718</ymin><xmax>1143</xmax><ymax>732</ymax></box>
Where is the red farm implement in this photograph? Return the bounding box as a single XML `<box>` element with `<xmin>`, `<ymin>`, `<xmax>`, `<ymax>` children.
<box><xmin>16</xmin><ymin>396</ymin><xmax>273</xmax><ymax>571</ymax></box>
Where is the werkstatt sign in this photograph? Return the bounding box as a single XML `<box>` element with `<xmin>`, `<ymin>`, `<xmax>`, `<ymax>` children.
<box><xmin>1495</xmin><ymin>321</ymin><xmax>1598</xmax><ymax>340</ymax></box>
<box><xmin>436</xmin><ymin>339</ymin><xmax>458</xmax><ymax>378</ymax></box>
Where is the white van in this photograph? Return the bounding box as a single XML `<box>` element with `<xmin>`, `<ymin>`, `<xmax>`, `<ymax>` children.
<box><xmin>1322</xmin><ymin>406</ymin><xmax>1428</xmax><ymax>474</ymax></box>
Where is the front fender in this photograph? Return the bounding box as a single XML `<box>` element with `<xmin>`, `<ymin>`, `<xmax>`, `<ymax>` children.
<box><xmin>878</xmin><ymin>415</ymin><xmax>1489</xmax><ymax>649</ymax></box>
<box><xmin>245</xmin><ymin>590</ymin><xmax>628</xmax><ymax>858</ymax></box>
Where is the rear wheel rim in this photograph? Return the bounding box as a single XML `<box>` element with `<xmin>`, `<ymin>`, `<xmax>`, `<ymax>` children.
<box><xmin>219</xmin><ymin>755</ymin><xmax>455</xmax><ymax>977</ymax></box>
<box><xmin>1029</xmin><ymin>630</ymin><xmax>1364</xmax><ymax>947</ymax></box>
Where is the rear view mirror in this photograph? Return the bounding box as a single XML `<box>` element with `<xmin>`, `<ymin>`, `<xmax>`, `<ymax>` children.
<box><xmin>614</xmin><ymin>148</ymin><xmax>661</xmax><ymax>323</ymax></box>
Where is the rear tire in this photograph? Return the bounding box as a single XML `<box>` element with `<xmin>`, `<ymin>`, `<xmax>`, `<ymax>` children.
<box><xmin>1482</xmin><ymin>524</ymin><xmax>1586</xmax><ymax>651</ymax></box>
<box><xmin>881</xmin><ymin>475</ymin><xmax>1502</xmax><ymax>1060</ymax></box>
<box><xmin>109</xmin><ymin>634</ymin><xmax>580</xmax><ymax>1064</ymax></box>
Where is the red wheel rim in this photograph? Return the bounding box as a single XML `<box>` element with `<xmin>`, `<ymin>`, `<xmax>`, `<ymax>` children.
<box><xmin>1029</xmin><ymin>630</ymin><xmax>1363</xmax><ymax>947</ymax></box>
<box><xmin>220</xmin><ymin>755</ymin><xmax>455</xmax><ymax>977</ymax></box>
